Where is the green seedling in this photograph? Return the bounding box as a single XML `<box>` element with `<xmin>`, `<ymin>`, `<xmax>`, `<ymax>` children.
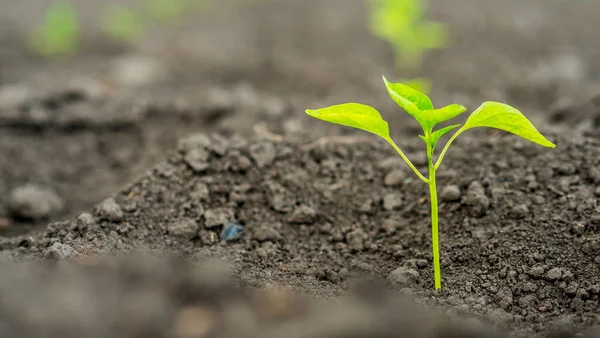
<box><xmin>305</xmin><ymin>76</ymin><xmax>555</xmax><ymax>290</ymax></box>
<box><xmin>366</xmin><ymin>0</ymin><xmax>447</xmax><ymax>72</ymax></box>
<box><xmin>102</xmin><ymin>4</ymin><xmax>145</xmax><ymax>43</ymax></box>
<box><xmin>143</xmin><ymin>0</ymin><xmax>207</xmax><ymax>23</ymax></box>
<box><xmin>29</xmin><ymin>1</ymin><xmax>79</xmax><ymax>56</ymax></box>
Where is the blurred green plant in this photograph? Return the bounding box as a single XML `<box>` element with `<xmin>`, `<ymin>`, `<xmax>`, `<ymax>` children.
<box><xmin>101</xmin><ymin>4</ymin><xmax>145</xmax><ymax>43</ymax></box>
<box><xmin>366</xmin><ymin>0</ymin><xmax>447</xmax><ymax>93</ymax></box>
<box><xmin>143</xmin><ymin>0</ymin><xmax>211</xmax><ymax>23</ymax></box>
<box><xmin>144</xmin><ymin>0</ymin><xmax>190</xmax><ymax>23</ymax></box>
<box><xmin>29</xmin><ymin>1</ymin><xmax>79</xmax><ymax>56</ymax></box>
<box><xmin>367</xmin><ymin>0</ymin><xmax>447</xmax><ymax>72</ymax></box>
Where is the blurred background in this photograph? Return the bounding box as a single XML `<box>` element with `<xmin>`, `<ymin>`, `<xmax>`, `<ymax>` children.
<box><xmin>1</xmin><ymin>0</ymin><xmax>600</xmax><ymax>235</ymax></box>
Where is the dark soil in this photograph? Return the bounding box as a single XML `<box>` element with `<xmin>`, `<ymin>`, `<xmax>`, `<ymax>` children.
<box><xmin>1</xmin><ymin>0</ymin><xmax>600</xmax><ymax>337</ymax></box>
<box><xmin>2</xmin><ymin>131</ymin><xmax>600</xmax><ymax>337</ymax></box>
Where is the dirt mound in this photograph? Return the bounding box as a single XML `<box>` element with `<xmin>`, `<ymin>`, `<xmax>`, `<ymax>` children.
<box><xmin>2</xmin><ymin>130</ymin><xmax>599</xmax><ymax>337</ymax></box>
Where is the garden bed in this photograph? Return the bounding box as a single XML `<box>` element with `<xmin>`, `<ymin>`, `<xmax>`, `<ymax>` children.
<box><xmin>1</xmin><ymin>0</ymin><xmax>600</xmax><ymax>337</ymax></box>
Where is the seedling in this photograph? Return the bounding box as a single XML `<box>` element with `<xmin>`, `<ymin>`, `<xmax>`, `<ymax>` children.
<box><xmin>366</xmin><ymin>0</ymin><xmax>447</xmax><ymax>72</ymax></box>
<box><xmin>29</xmin><ymin>1</ymin><xmax>79</xmax><ymax>56</ymax></box>
<box><xmin>143</xmin><ymin>0</ymin><xmax>208</xmax><ymax>23</ymax></box>
<box><xmin>102</xmin><ymin>4</ymin><xmax>145</xmax><ymax>43</ymax></box>
<box><xmin>305</xmin><ymin>76</ymin><xmax>555</xmax><ymax>290</ymax></box>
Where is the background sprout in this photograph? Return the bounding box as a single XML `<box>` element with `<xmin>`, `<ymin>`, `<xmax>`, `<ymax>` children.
<box><xmin>367</xmin><ymin>0</ymin><xmax>447</xmax><ymax>72</ymax></box>
<box><xmin>101</xmin><ymin>4</ymin><xmax>145</xmax><ymax>43</ymax></box>
<box><xmin>143</xmin><ymin>0</ymin><xmax>192</xmax><ymax>23</ymax></box>
<box><xmin>306</xmin><ymin>76</ymin><xmax>555</xmax><ymax>290</ymax></box>
<box><xmin>29</xmin><ymin>1</ymin><xmax>79</xmax><ymax>56</ymax></box>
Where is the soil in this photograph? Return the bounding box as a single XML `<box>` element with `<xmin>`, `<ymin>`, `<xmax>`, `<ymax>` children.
<box><xmin>1</xmin><ymin>0</ymin><xmax>600</xmax><ymax>337</ymax></box>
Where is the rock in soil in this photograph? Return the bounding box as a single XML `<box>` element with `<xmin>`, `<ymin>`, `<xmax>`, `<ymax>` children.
<box><xmin>8</xmin><ymin>184</ymin><xmax>64</xmax><ymax>220</ymax></box>
<box><xmin>44</xmin><ymin>242</ymin><xmax>79</xmax><ymax>260</ymax></box>
<box><xmin>440</xmin><ymin>185</ymin><xmax>461</xmax><ymax>202</ymax></box>
<box><xmin>384</xmin><ymin>170</ymin><xmax>406</xmax><ymax>186</ymax></box>
<box><xmin>204</xmin><ymin>208</ymin><xmax>234</xmax><ymax>229</ymax></box>
<box><xmin>94</xmin><ymin>198</ymin><xmax>123</xmax><ymax>223</ymax></box>
<box><xmin>387</xmin><ymin>267</ymin><xmax>420</xmax><ymax>287</ymax></box>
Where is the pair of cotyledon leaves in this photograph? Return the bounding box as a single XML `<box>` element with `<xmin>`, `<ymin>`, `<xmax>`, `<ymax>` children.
<box><xmin>306</xmin><ymin>76</ymin><xmax>555</xmax><ymax>151</ymax></box>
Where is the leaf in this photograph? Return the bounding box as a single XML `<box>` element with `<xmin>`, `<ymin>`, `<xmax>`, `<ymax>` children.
<box><xmin>420</xmin><ymin>104</ymin><xmax>467</xmax><ymax>128</ymax></box>
<box><xmin>383</xmin><ymin>76</ymin><xmax>433</xmax><ymax>116</ymax></box>
<box><xmin>415</xmin><ymin>21</ymin><xmax>447</xmax><ymax>49</ymax></box>
<box><xmin>102</xmin><ymin>4</ymin><xmax>144</xmax><ymax>42</ymax></box>
<box><xmin>30</xmin><ymin>1</ymin><xmax>79</xmax><ymax>56</ymax></box>
<box><xmin>405</xmin><ymin>77</ymin><xmax>432</xmax><ymax>95</ymax></box>
<box><xmin>305</xmin><ymin>103</ymin><xmax>390</xmax><ymax>140</ymax></box>
<box><xmin>462</xmin><ymin>101</ymin><xmax>556</xmax><ymax>148</ymax></box>
<box><xmin>430</xmin><ymin>124</ymin><xmax>461</xmax><ymax>148</ymax></box>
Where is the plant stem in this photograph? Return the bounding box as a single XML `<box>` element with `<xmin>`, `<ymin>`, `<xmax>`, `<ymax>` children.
<box><xmin>434</xmin><ymin>128</ymin><xmax>463</xmax><ymax>170</ymax></box>
<box><xmin>386</xmin><ymin>138</ymin><xmax>429</xmax><ymax>183</ymax></box>
<box><xmin>428</xmin><ymin>148</ymin><xmax>441</xmax><ymax>290</ymax></box>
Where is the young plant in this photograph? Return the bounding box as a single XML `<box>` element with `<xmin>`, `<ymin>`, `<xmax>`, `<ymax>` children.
<box><xmin>29</xmin><ymin>1</ymin><xmax>79</xmax><ymax>56</ymax></box>
<box><xmin>143</xmin><ymin>0</ymin><xmax>209</xmax><ymax>23</ymax></box>
<box><xmin>366</xmin><ymin>0</ymin><xmax>447</xmax><ymax>73</ymax></box>
<box><xmin>305</xmin><ymin>76</ymin><xmax>555</xmax><ymax>290</ymax></box>
<box><xmin>101</xmin><ymin>4</ymin><xmax>145</xmax><ymax>43</ymax></box>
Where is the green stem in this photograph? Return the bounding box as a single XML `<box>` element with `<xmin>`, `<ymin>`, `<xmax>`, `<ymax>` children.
<box><xmin>434</xmin><ymin>128</ymin><xmax>463</xmax><ymax>170</ymax></box>
<box><xmin>428</xmin><ymin>148</ymin><xmax>441</xmax><ymax>290</ymax></box>
<box><xmin>386</xmin><ymin>138</ymin><xmax>429</xmax><ymax>183</ymax></box>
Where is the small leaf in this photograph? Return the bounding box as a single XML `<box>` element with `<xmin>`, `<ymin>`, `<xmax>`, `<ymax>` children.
<box><xmin>462</xmin><ymin>101</ymin><xmax>555</xmax><ymax>148</ymax></box>
<box><xmin>415</xmin><ymin>21</ymin><xmax>447</xmax><ymax>50</ymax></box>
<box><xmin>305</xmin><ymin>103</ymin><xmax>390</xmax><ymax>140</ymax></box>
<box><xmin>383</xmin><ymin>76</ymin><xmax>433</xmax><ymax>116</ymax></box>
<box><xmin>405</xmin><ymin>77</ymin><xmax>432</xmax><ymax>95</ymax></box>
<box><xmin>420</xmin><ymin>104</ymin><xmax>467</xmax><ymax>128</ymax></box>
<box><xmin>430</xmin><ymin>124</ymin><xmax>461</xmax><ymax>148</ymax></box>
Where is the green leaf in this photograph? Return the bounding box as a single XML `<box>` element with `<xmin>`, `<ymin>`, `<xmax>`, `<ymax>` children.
<box><xmin>462</xmin><ymin>101</ymin><xmax>556</xmax><ymax>148</ymax></box>
<box><xmin>430</xmin><ymin>124</ymin><xmax>461</xmax><ymax>148</ymax></box>
<box><xmin>415</xmin><ymin>21</ymin><xmax>447</xmax><ymax>50</ymax></box>
<box><xmin>30</xmin><ymin>1</ymin><xmax>79</xmax><ymax>56</ymax></box>
<box><xmin>102</xmin><ymin>4</ymin><xmax>144</xmax><ymax>43</ymax></box>
<box><xmin>404</xmin><ymin>77</ymin><xmax>432</xmax><ymax>95</ymax></box>
<box><xmin>421</xmin><ymin>104</ymin><xmax>467</xmax><ymax>127</ymax></box>
<box><xmin>383</xmin><ymin>76</ymin><xmax>433</xmax><ymax>116</ymax></box>
<box><xmin>305</xmin><ymin>103</ymin><xmax>390</xmax><ymax>140</ymax></box>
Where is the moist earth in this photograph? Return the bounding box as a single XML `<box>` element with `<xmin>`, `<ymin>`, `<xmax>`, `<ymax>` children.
<box><xmin>2</xmin><ymin>131</ymin><xmax>600</xmax><ymax>337</ymax></box>
<box><xmin>1</xmin><ymin>0</ymin><xmax>600</xmax><ymax>337</ymax></box>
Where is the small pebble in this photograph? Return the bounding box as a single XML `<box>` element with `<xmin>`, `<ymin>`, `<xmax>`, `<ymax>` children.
<box><xmin>511</xmin><ymin>204</ymin><xmax>529</xmax><ymax>219</ymax></box>
<box><xmin>44</xmin><ymin>242</ymin><xmax>78</xmax><ymax>260</ymax></box>
<box><xmin>383</xmin><ymin>193</ymin><xmax>403</xmax><ymax>211</ymax></box>
<box><xmin>387</xmin><ymin>267</ymin><xmax>420</xmax><ymax>287</ymax></box>
<box><xmin>465</xmin><ymin>181</ymin><xmax>489</xmax><ymax>217</ymax></box>
<box><xmin>75</xmin><ymin>212</ymin><xmax>95</xmax><ymax>231</ymax></box>
<box><xmin>184</xmin><ymin>149</ymin><xmax>210</xmax><ymax>173</ymax></box>
<box><xmin>288</xmin><ymin>206</ymin><xmax>317</xmax><ymax>225</ymax></box>
<box><xmin>384</xmin><ymin>170</ymin><xmax>406</xmax><ymax>186</ymax></box>
<box><xmin>95</xmin><ymin>198</ymin><xmax>123</xmax><ymax>222</ymax></box>
<box><xmin>168</xmin><ymin>219</ymin><xmax>199</xmax><ymax>240</ymax></box>
<box><xmin>253</xmin><ymin>225</ymin><xmax>281</xmax><ymax>242</ymax></box>
<box><xmin>8</xmin><ymin>184</ymin><xmax>64</xmax><ymax>220</ymax></box>
<box><xmin>204</xmin><ymin>208</ymin><xmax>234</xmax><ymax>229</ymax></box>
<box><xmin>190</xmin><ymin>183</ymin><xmax>210</xmax><ymax>201</ymax></box>
<box><xmin>545</xmin><ymin>268</ymin><xmax>562</xmax><ymax>281</ymax></box>
<box><xmin>440</xmin><ymin>185</ymin><xmax>461</xmax><ymax>202</ymax></box>
<box><xmin>346</xmin><ymin>228</ymin><xmax>368</xmax><ymax>251</ymax></box>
